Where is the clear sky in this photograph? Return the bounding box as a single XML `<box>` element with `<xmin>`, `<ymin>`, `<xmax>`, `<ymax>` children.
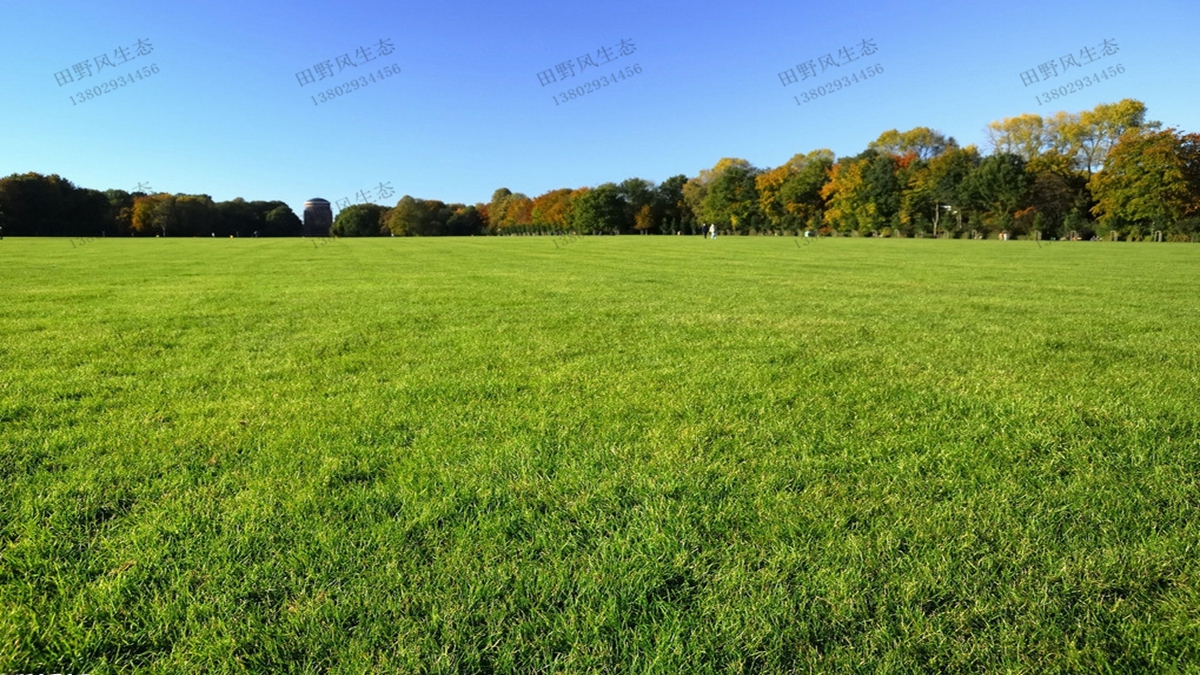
<box><xmin>3</xmin><ymin>0</ymin><xmax>1197</xmax><ymax>217</ymax></box>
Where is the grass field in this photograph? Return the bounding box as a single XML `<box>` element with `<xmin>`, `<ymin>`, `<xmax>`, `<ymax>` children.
<box><xmin>2</xmin><ymin>236</ymin><xmax>1198</xmax><ymax>673</ymax></box>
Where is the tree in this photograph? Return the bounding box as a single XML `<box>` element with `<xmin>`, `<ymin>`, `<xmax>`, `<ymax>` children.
<box><xmin>1024</xmin><ymin>153</ymin><xmax>1088</xmax><ymax>237</ymax></box>
<box><xmin>487</xmin><ymin>190</ymin><xmax>532</xmax><ymax>233</ymax></box>
<box><xmin>1072</xmin><ymin>99</ymin><xmax>1160</xmax><ymax>177</ymax></box>
<box><xmin>215</xmin><ymin>199</ymin><xmax>296</xmax><ymax>237</ymax></box>
<box><xmin>487</xmin><ymin>188</ymin><xmax>512</xmax><ymax>234</ymax></box>
<box><xmin>384</xmin><ymin>196</ymin><xmax>427</xmax><ymax>236</ymax></box>
<box><xmin>654</xmin><ymin>175</ymin><xmax>695</xmax><ymax>234</ymax></box>
<box><xmin>869</xmin><ymin>127</ymin><xmax>958</xmax><ymax>160</ymax></box>
<box><xmin>821</xmin><ymin>159</ymin><xmax>873</xmax><ymax>234</ymax></box>
<box><xmin>617</xmin><ymin>178</ymin><xmax>655</xmax><ymax>234</ymax></box>
<box><xmin>986</xmin><ymin>113</ymin><xmax>1052</xmax><ymax>162</ymax></box>
<box><xmin>1089</xmin><ymin>129</ymin><xmax>1200</xmax><ymax>236</ymax></box>
<box><xmin>572</xmin><ymin>183</ymin><xmax>624</xmax><ymax>234</ymax></box>
<box><xmin>756</xmin><ymin>164</ymin><xmax>793</xmax><ymax>229</ymax></box>
<box><xmin>216</xmin><ymin>198</ymin><xmax>256</xmax><ymax>237</ymax></box>
<box><xmin>169</xmin><ymin>195</ymin><xmax>218</xmax><ymax>236</ymax></box>
<box><xmin>531</xmin><ymin>188</ymin><xmax>576</xmax><ymax>232</ymax></box>
<box><xmin>332</xmin><ymin>203</ymin><xmax>388</xmax><ymax>236</ymax></box>
<box><xmin>0</xmin><ymin>173</ymin><xmax>81</xmax><ymax>236</ymax></box>
<box><xmin>928</xmin><ymin>146</ymin><xmax>980</xmax><ymax>199</ymax></box>
<box><xmin>960</xmin><ymin>153</ymin><xmax>1032</xmax><ymax>233</ymax></box>
<box><xmin>263</xmin><ymin>204</ymin><xmax>302</xmax><ymax>237</ymax></box>
<box><xmin>858</xmin><ymin>150</ymin><xmax>903</xmax><ymax>233</ymax></box>
<box><xmin>132</xmin><ymin>194</ymin><xmax>175</xmax><ymax>236</ymax></box>
<box><xmin>757</xmin><ymin>149</ymin><xmax>834</xmax><ymax>233</ymax></box>
<box><xmin>105</xmin><ymin>189</ymin><xmax>136</xmax><ymax>235</ymax></box>
<box><xmin>895</xmin><ymin>153</ymin><xmax>935</xmax><ymax>235</ymax></box>
<box><xmin>445</xmin><ymin>204</ymin><xmax>486</xmax><ymax>236</ymax></box>
<box><xmin>820</xmin><ymin>150</ymin><xmax>905</xmax><ymax>235</ymax></box>
<box><xmin>702</xmin><ymin>164</ymin><xmax>761</xmax><ymax>233</ymax></box>
<box><xmin>634</xmin><ymin>204</ymin><xmax>655</xmax><ymax>234</ymax></box>
<box><xmin>684</xmin><ymin>158</ymin><xmax>754</xmax><ymax>227</ymax></box>
<box><xmin>384</xmin><ymin>196</ymin><xmax>447</xmax><ymax>236</ymax></box>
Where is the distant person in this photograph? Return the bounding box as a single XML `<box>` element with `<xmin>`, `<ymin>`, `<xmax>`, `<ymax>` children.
<box><xmin>709</xmin><ymin>224</ymin><xmax>716</xmax><ymax>239</ymax></box>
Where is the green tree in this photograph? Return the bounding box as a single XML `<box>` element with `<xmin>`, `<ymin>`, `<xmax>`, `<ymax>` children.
<box><xmin>1024</xmin><ymin>153</ymin><xmax>1089</xmax><ymax>237</ymax></box>
<box><xmin>960</xmin><ymin>153</ymin><xmax>1032</xmax><ymax>234</ymax></box>
<box><xmin>263</xmin><ymin>204</ymin><xmax>302</xmax><ymax>237</ymax></box>
<box><xmin>702</xmin><ymin>164</ymin><xmax>761</xmax><ymax>233</ymax></box>
<box><xmin>172</xmin><ymin>195</ymin><xmax>219</xmax><ymax>237</ymax></box>
<box><xmin>654</xmin><ymin>175</ymin><xmax>695</xmax><ymax>234</ymax></box>
<box><xmin>68</xmin><ymin>188</ymin><xmax>112</xmax><ymax>236</ymax></box>
<box><xmin>572</xmin><ymin>183</ymin><xmax>624</xmax><ymax>234</ymax></box>
<box><xmin>1089</xmin><ymin>129</ymin><xmax>1200</xmax><ymax>236</ymax></box>
<box><xmin>445</xmin><ymin>204</ymin><xmax>486</xmax><ymax>236</ymax></box>
<box><xmin>104</xmin><ymin>189</ymin><xmax>136</xmax><ymax>235</ymax></box>
<box><xmin>684</xmin><ymin>158</ymin><xmax>753</xmax><ymax>228</ymax></box>
<box><xmin>384</xmin><ymin>196</ymin><xmax>450</xmax><ymax>236</ymax></box>
<box><xmin>617</xmin><ymin>178</ymin><xmax>655</xmax><ymax>234</ymax></box>
<box><xmin>332</xmin><ymin>203</ymin><xmax>389</xmax><ymax>236</ymax></box>
<box><xmin>0</xmin><ymin>173</ymin><xmax>82</xmax><ymax>236</ymax></box>
<box><xmin>858</xmin><ymin>150</ymin><xmax>902</xmax><ymax>233</ymax></box>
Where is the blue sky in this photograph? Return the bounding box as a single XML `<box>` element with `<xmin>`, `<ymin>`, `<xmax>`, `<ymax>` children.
<box><xmin>3</xmin><ymin>0</ymin><xmax>1197</xmax><ymax>217</ymax></box>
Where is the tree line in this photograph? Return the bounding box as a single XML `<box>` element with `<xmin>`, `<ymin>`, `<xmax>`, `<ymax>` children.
<box><xmin>0</xmin><ymin>175</ymin><xmax>301</xmax><ymax>237</ymax></box>
<box><xmin>3</xmin><ymin>99</ymin><xmax>1197</xmax><ymax>241</ymax></box>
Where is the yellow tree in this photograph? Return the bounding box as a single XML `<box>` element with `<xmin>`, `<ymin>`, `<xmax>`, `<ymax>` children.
<box><xmin>633</xmin><ymin>204</ymin><xmax>654</xmax><ymax>233</ymax></box>
<box><xmin>985</xmin><ymin>113</ymin><xmax>1051</xmax><ymax>162</ymax></box>
<box><xmin>755</xmin><ymin>164</ymin><xmax>793</xmax><ymax>229</ymax></box>
<box><xmin>820</xmin><ymin>160</ymin><xmax>874</xmax><ymax>234</ymax></box>
<box><xmin>756</xmin><ymin>149</ymin><xmax>834</xmax><ymax>232</ymax></box>
<box><xmin>1073</xmin><ymin>99</ymin><xmax>1159</xmax><ymax>177</ymax></box>
<box><xmin>868</xmin><ymin>127</ymin><xmax>957</xmax><ymax>160</ymax></box>
<box><xmin>490</xmin><ymin>192</ymin><xmax>532</xmax><ymax>232</ymax></box>
<box><xmin>131</xmin><ymin>194</ymin><xmax>174</xmax><ymax>236</ymax></box>
<box><xmin>531</xmin><ymin>188</ymin><xmax>575</xmax><ymax>231</ymax></box>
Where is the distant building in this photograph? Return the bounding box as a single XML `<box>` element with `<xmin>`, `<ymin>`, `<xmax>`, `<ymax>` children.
<box><xmin>303</xmin><ymin>198</ymin><xmax>332</xmax><ymax>236</ymax></box>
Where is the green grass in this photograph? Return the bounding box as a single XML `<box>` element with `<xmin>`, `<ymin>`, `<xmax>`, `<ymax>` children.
<box><xmin>2</xmin><ymin>236</ymin><xmax>1198</xmax><ymax>673</ymax></box>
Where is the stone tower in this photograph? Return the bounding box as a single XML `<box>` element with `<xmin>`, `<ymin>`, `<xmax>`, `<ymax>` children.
<box><xmin>303</xmin><ymin>198</ymin><xmax>332</xmax><ymax>237</ymax></box>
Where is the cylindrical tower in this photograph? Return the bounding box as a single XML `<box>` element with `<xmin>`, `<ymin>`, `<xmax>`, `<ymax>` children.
<box><xmin>303</xmin><ymin>198</ymin><xmax>332</xmax><ymax>237</ymax></box>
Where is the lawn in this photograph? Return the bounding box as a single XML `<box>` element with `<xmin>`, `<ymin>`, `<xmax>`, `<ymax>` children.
<box><xmin>1</xmin><ymin>236</ymin><xmax>1198</xmax><ymax>673</ymax></box>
